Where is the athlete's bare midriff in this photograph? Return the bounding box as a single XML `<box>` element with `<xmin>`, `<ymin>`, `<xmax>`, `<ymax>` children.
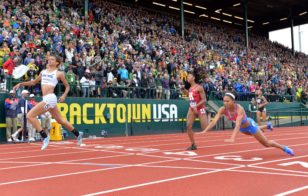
<box><xmin>42</xmin><ymin>85</ymin><xmax>56</xmax><ymax>96</ymax></box>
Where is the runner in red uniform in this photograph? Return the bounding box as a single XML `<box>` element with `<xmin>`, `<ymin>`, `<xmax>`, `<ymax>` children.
<box><xmin>185</xmin><ymin>69</ymin><xmax>208</xmax><ymax>150</ymax></box>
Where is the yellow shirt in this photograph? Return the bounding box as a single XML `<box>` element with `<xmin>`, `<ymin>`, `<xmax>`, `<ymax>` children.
<box><xmin>180</xmin><ymin>70</ymin><xmax>187</xmax><ymax>81</ymax></box>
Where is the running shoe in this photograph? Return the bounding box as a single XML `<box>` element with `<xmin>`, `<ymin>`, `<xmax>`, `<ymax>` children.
<box><xmin>41</xmin><ymin>135</ymin><xmax>50</xmax><ymax>150</ymax></box>
<box><xmin>283</xmin><ymin>146</ymin><xmax>295</xmax><ymax>156</ymax></box>
<box><xmin>267</xmin><ymin>121</ymin><xmax>273</xmax><ymax>131</ymax></box>
<box><xmin>187</xmin><ymin>144</ymin><xmax>197</xmax><ymax>150</ymax></box>
<box><xmin>77</xmin><ymin>133</ymin><xmax>83</xmax><ymax>146</ymax></box>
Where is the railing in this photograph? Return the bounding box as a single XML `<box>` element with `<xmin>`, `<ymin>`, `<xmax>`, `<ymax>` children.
<box><xmin>209</xmin><ymin>91</ymin><xmax>306</xmax><ymax>103</ymax></box>
<box><xmin>3</xmin><ymin>77</ymin><xmax>186</xmax><ymax>99</ymax></box>
<box><xmin>125</xmin><ymin>110</ymin><xmax>308</xmax><ymax>136</ymax></box>
<box><xmin>1</xmin><ymin>76</ymin><xmax>306</xmax><ymax>103</ymax></box>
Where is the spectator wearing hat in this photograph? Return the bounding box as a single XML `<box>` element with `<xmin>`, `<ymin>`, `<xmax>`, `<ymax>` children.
<box><xmin>4</xmin><ymin>90</ymin><xmax>19</xmax><ymax>142</ymax></box>
<box><xmin>25</xmin><ymin>59</ymin><xmax>39</xmax><ymax>81</ymax></box>
<box><xmin>23</xmin><ymin>52</ymin><xmax>33</xmax><ymax>65</ymax></box>
<box><xmin>80</xmin><ymin>72</ymin><xmax>90</xmax><ymax>97</ymax></box>
<box><xmin>16</xmin><ymin>89</ymin><xmax>32</xmax><ymax>141</ymax></box>
<box><xmin>11</xmin><ymin>93</ymin><xmax>36</xmax><ymax>142</ymax></box>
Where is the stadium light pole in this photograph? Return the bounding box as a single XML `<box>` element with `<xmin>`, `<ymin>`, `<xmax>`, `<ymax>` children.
<box><xmin>243</xmin><ymin>0</ymin><xmax>249</xmax><ymax>53</ymax></box>
<box><xmin>180</xmin><ymin>0</ymin><xmax>185</xmax><ymax>38</ymax></box>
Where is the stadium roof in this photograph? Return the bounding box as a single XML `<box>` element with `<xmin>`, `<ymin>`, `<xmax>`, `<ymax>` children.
<box><xmin>125</xmin><ymin>0</ymin><xmax>308</xmax><ymax>34</ymax></box>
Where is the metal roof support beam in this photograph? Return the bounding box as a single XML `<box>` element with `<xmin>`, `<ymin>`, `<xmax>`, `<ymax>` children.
<box><xmin>290</xmin><ymin>16</ymin><xmax>295</xmax><ymax>55</ymax></box>
<box><xmin>243</xmin><ymin>0</ymin><xmax>249</xmax><ymax>53</ymax></box>
<box><xmin>180</xmin><ymin>0</ymin><xmax>185</xmax><ymax>38</ymax></box>
<box><xmin>85</xmin><ymin>0</ymin><xmax>89</xmax><ymax>21</ymax></box>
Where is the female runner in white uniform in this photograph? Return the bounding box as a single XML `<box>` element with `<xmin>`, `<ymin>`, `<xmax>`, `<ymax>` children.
<box><xmin>13</xmin><ymin>54</ymin><xmax>82</xmax><ymax>150</ymax></box>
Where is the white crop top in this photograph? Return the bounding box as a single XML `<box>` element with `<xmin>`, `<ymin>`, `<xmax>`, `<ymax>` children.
<box><xmin>41</xmin><ymin>69</ymin><xmax>58</xmax><ymax>87</ymax></box>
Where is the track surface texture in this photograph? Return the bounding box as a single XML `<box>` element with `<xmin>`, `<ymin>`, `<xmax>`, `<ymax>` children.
<box><xmin>0</xmin><ymin>126</ymin><xmax>307</xmax><ymax>196</ymax></box>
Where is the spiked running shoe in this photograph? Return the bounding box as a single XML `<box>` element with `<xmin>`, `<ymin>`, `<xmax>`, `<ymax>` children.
<box><xmin>187</xmin><ymin>144</ymin><xmax>197</xmax><ymax>150</ymax></box>
<box><xmin>267</xmin><ymin>121</ymin><xmax>273</xmax><ymax>131</ymax></box>
<box><xmin>77</xmin><ymin>133</ymin><xmax>83</xmax><ymax>146</ymax></box>
<box><xmin>283</xmin><ymin>146</ymin><xmax>295</xmax><ymax>156</ymax></box>
<box><xmin>41</xmin><ymin>135</ymin><xmax>50</xmax><ymax>150</ymax></box>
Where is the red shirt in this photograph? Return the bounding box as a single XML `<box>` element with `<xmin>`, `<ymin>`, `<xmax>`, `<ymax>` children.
<box><xmin>3</xmin><ymin>58</ymin><xmax>15</xmax><ymax>75</ymax></box>
<box><xmin>29</xmin><ymin>99</ymin><xmax>38</xmax><ymax>107</ymax></box>
<box><xmin>188</xmin><ymin>84</ymin><xmax>205</xmax><ymax>110</ymax></box>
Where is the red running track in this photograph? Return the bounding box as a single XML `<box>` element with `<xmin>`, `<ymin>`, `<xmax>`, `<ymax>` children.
<box><xmin>0</xmin><ymin>126</ymin><xmax>307</xmax><ymax>196</ymax></box>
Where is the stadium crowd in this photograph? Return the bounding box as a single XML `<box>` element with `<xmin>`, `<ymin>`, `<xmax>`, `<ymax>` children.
<box><xmin>0</xmin><ymin>0</ymin><xmax>307</xmax><ymax>103</ymax></box>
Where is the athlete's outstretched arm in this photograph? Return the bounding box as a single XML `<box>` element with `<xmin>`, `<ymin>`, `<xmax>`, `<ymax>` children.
<box><xmin>225</xmin><ymin>106</ymin><xmax>245</xmax><ymax>142</ymax></box>
<box><xmin>58</xmin><ymin>72</ymin><xmax>70</xmax><ymax>102</ymax></box>
<box><xmin>199</xmin><ymin>107</ymin><xmax>224</xmax><ymax>134</ymax></box>
<box><xmin>13</xmin><ymin>73</ymin><xmax>42</xmax><ymax>91</ymax></box>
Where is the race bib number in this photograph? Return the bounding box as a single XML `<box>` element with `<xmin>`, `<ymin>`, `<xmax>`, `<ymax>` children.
<box><xmin>44</xmin><ymin>103</ymin><xmax>51</xmax><ymax>110</ymax></box>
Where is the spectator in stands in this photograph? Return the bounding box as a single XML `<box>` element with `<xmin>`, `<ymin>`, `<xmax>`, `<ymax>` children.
<box><xmin>28</xmin><ymin>94</ymin><xmax>38</xmax><ymax>141</ymax></box>
<box><xmin>16</xmin><ymin>90</ymin><xmax>30</xmax><ymax>140</ymax></box>
<box><xmin>0</xmin><ymin>0</ymin><xmax>306</xmax><ymax>103</ymax></box>
<box><xmin>66</xmin><ymin>67</ymin><xmax>77</xmax><ymax>96</ymax></box>
<box><xmin>80</xmin><ymin>72</ymin><xmax>91</xmax><ymax>97</ymax></box>
<box><xmin>3</xmin><ymin>56</ymin><xmax>19</xmax><ymax>76</ymax></box>
<box><xmin>140</xmin><ymin>73</ymin><xmax>149</xmax><ymax>98</ymax></box>
<box><xmin>4</xmin><ymin>90</ymin><xmax>19</xmax><ymax>142</ymax></box>
<box><xmin>162</xmin><ymin>73</ymin><xmax>170</xmax><ymax>100</ymax></box>
<box><xmin>130</xmin><ymin>73</ymin><xmax>140</xmax><ymax>98</ymax></box>
<box><xmin>118</xmin><ymin>64</ymin><xmax>129</xmax><ymax>81</ymax></box>
<box><xmin>155</xmin><ymin>73</ymin><xmax>163</xmax><ymax>99</ymax></box>
<box><xmin>147</xmin><ymin>73</ymin><xmax>156</xmax><ymax>99</ymax></box>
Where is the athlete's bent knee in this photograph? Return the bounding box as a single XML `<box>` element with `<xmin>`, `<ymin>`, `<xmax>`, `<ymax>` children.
<box><xmin>267</xmin><ymin>140</ymin><xmax>275</xmax><ymax>147</ymax></box>
<box><xmin>262</xmin><ymin>141</ymin><xmax>270</xmax><ymax>147</ymax></box>
<box><xmin>26</xmin><ymin>113</ymin><xmax>35</xmax><ymax>121</ymax></box>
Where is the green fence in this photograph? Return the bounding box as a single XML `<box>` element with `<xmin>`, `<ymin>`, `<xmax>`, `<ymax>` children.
<box><xmin>1</xmin><ymin>93</ymin><xmax>307</xmax><ymax>142</ymax></box>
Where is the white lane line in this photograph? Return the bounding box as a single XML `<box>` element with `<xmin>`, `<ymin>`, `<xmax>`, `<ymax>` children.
<box><xmin>0</xmin><ymin>150</ymin><xmax>99</xmax><ymax>161</ymax></box>
<box><xmin>0</xmin><ymin>128</ymin><xmax>306</xmax><ymax>150</ymax></box>
<box><xmin>249</xmin><ymin>154</ymin><xmax>308</xmax><ymax>166</ymax></box>
<box><xmin>83</xmin><ymin>165</ymin><xmax>244</xmax><ymax>196</ymax></box>
<box><xmin>274</xmin><ymin>185</ymin><xmax>308</xmax><ymax>196</ymax></box>
<box><xmin>0</xmin><ymin>154</ymin><xmax>133</xmax><ymax>171</ymax></box>
<box><xmin>135</xmin><ymin>164</ymin><xmax>218</xmax><ymax>171</ymax></box>
<box><xmin>249</xmin><ymin>165</ymin><xmax>308</xmax><ymax>175</ymax></box>
<box><xmin>0</xmin><ymin>165</ymin><xmax>132</xmax><ymax>186</ymax></box>
<box><xmin>229</xmin><ymin>169</ymin><xmax>308</xmax><ymax>178</ymax></box>
<box><xmin>0</xmin><ymin>159</ymin><xmax>179</xmax><ymax>186</ymax></box>
<box><xmin>191</xmin><ymin>143</ymin><xmax>308</xmax><ymax>159</ymax></box>
<box><xmin>183</xmin><ymin>158</ymin><xmax>243</xmax><ymax>166</ymax></box>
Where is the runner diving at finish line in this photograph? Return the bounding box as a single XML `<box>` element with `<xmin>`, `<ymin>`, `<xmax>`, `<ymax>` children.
<box><xmin>199</xmin><ymin>92</ymin><xmax>294</xmax><ymax>156</ymax></box>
